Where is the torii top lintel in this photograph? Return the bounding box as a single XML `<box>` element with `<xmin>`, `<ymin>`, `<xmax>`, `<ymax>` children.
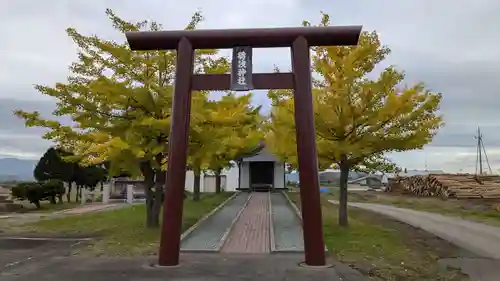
<box><xmin>125</xmin><ymin>25</ymin><xmax>363</xmax><ymax>50</ymax></box>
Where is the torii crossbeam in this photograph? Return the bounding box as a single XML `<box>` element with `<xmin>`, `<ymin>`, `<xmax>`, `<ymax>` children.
<box><xmin>126</xmin><ymin>25</ymin><xmax>362</xmax><ymax>267</ymax></box>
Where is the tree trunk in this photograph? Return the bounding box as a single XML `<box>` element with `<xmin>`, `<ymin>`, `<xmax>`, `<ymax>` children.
<box><xmin>58</xmin><ymin>194</ymin><xmax>63</xmax><ymax>204</ymax></box>
<box><xmin>142</xmin><ymin>163</ymin><xmax>157</xmax><ymax>229</ymax></box>
<box><xmin>76</xmin><ymin>186</ymin><xmax>80</xmax><ymax>201</ymax></box>
<box><xmin>49</xmin><ymin>195</ymin><xmax>57</xmax><ymax>204</ymax></box>
<box><xmin>66</xmin><ymin>182</ymin><xmax>72</xmax><ymax>202</ymax></box>
<box><xmin>215</xmin><ymin>168</ymin><xmax>222</xmax><ymax>194</ymax></box>
<box><xmin>100</xmin><ymin>181</ymin><xmax>104</xmax><ymax>192</ymax></box>
<box><xmin>193</xmin><ymin>168</ymin><xmax>201</xmax><ymax>201</ymax></box>
<box><xmin>33</xmin><ymin>200</ymin><xmax>41</xmax><ymax>209</ymax></box>
<box><xmin>151</xmin><ymin>170</ymin><xmax>166</xmax><ymax>227</ymax></box>
<box><xmin>338</xmin><ymin>156</ymin><xmax>350</xmax><ymax>227</ymax></box>
<box><xmin>141</xmin><ymin>154</ymin><xmax>167</xmax><ymax>229</ymax></box>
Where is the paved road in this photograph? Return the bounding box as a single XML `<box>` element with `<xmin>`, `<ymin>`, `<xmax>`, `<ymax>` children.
<box><xmin>0</xmin><ymin>237</ymin><xmax>82</xmax><ymax>276</ymax></box>
<box><xmin>329</xmin><ymin>200</ymin><xmax>500</xmax><ymax>259</ymax></box>
<box><xmin>0</xmin><ymin>253</ymin><xmax>369</xmax><ymax>281</ymax></box>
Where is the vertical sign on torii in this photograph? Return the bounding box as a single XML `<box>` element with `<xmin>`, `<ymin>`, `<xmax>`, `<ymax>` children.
<box><xmin>126</xmin><ymin>25</ymin><xmax>362</xmax><ymax>267</ymax></box>
<box><xmin>231</xmin><ymin>46</ymin><xmax>253</xmax><ymax>91</ymax></box>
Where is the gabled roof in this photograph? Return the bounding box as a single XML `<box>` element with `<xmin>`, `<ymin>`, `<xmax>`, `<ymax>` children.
<box><xmin>348</xmin><ymin>175</ymin><xmax>382</xmax><ymax>184</ymax></box>
<box><xmin>234</xmin><ymin>140</ymin><xmax>266</xmax><ymax>161</ymax></box>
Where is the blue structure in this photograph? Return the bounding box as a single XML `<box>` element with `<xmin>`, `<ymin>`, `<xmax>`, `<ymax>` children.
<box><xmin>285</xmin><ymin>172</ymin><xmax>299</xmax><ymax>183</ymax></box>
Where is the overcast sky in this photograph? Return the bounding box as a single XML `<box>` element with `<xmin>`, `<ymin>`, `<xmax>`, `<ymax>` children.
<box><xmin>1</xmin><ymin>0</ymin><xmax>499</xmax><ymax>173</ymax></box>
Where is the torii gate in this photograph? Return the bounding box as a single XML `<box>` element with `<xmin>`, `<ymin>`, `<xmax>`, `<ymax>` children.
<box><xmin>126</xmin><ymin>25</ymin><xmax>362</xmax><ymax>267</ymax></box>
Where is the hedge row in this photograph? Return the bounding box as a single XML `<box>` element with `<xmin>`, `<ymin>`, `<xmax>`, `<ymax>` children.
<box><xmin>10</xmin><ymin>179</ymin><xmax>65</xmax><ymax>208</ymax></box>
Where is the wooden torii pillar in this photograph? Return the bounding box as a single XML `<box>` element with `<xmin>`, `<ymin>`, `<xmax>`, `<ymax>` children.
<box><xmin>126</xmin><ymin>26</ymin><xmax>362</xmax><ymax>267</ymax></box>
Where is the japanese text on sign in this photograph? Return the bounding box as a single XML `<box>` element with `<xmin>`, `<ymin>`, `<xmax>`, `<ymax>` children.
<box><xmin>236</xmin><ymin>50</ymin><xmax>247</xmax><ymax>85</ymax></box>
<box><xmin>230</xmin><ymin>46</ymin><xmax>253</xmax><ymax>91</ymax></box>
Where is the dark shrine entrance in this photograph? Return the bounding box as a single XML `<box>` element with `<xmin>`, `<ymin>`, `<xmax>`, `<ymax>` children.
<box><xmin>126</xmin><ymin>25</ymin><xmax>362</xmax><ymax>267</ymax></box>
<box><xmin>250</xmin><ymin>161</ymin><xmax>274</xmax><ymax>192</ymax></box>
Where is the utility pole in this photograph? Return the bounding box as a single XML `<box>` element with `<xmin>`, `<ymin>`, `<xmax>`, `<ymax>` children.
<box><xmin>424</xmin><ymin>154</ymin><xmax>428</xmax><ymax>171</ymax></box>
<box><xmin>475</xmin><ymin>126</ymin><xmax>493</xmax><ymax>175</ymax></box>
<box><xmin>478</xmin><ymin>127</ymin><xmax>483</xmax><ymax>175</ymax></box>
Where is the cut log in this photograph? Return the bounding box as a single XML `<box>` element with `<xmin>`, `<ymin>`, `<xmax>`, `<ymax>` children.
<box><xmin>385</xmin><ymin>174</ymin><xmax>500</xmax><ymax>199</ymax></box>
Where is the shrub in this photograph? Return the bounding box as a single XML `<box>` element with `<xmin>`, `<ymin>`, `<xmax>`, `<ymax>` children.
<box><xmin>11</xmin><ymin>182</ymin><xmax>44</xmax><ymax>208</ymax></box>
<box><xmin>41</xmin><ymin>179</ymin><xmax>65</xmax><ymax>204</ymax></box>
<box><xmin>10</xmin><ymin>179</ymin><xmax>65</xmax><ymax>208</ymax></box>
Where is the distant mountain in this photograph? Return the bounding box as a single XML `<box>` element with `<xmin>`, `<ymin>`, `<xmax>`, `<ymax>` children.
<box><xmin>0</xmin><ymin>158</ymin><xmax>37</xmax><ymax>182</ymax></box>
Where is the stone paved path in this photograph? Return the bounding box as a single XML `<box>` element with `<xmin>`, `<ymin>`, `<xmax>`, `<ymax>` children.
<box><xmin>270</xmin><ymin>192</ymin><xmax>304</xmax><ymax>252</ymax></box>
<box><xmin>221</xmin><ymin>193</ymin><xmax>270</xmax><ymax>253</ymax></box>
<box><xmin>181</xmin><ymin>192</ymin><xmax>310</xmax><ymax>253</ymax></box>
<box><xmin>180</xmin><ymin>192</ymin><xmax>249</xmax><ymax>251</ymax></box>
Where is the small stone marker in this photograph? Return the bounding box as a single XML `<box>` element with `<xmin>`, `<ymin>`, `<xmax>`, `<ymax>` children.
<box><xmin>126</xmin><ymin>184</ymin><xmax>134</xmax><ymax>204</ymax></box>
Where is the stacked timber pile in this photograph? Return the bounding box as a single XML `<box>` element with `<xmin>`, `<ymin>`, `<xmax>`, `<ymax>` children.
<box><xmin>386</xmin><ymin>177</ymin><xmax>411</xmax><ymax>194</ymax></box>
<box><xmin>385</xmin><ymin>174</ymin><xmax>500</xmax><ymax>199</ymax></box>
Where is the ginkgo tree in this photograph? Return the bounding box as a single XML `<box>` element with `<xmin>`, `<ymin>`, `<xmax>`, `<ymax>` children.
<box><xmin>267</xmin><ymin>12</ymin><xmax>443</xmax><ymax>226</ymax></box>
<box><xmin>187</xmin><ymin>93</ymin><xmax>263</xmax><ymax>200</ymax></box>
<box><xmin>205</xmin><ymin>93</ymin><xmax>264</xmax><ymax>193</ymax></box>
<box><xmin>14</xmin><ymin>9</ymin><xmax>230</xmax><ymax>228</ymax></box>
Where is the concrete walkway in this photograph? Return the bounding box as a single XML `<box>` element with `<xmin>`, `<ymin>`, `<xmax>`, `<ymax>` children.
<box><xmin>180</xmin><ymin>192</ymin><xmax>249</xmax><ymax>251</ymax></box>
<box><xmin>270</xmin><ymin>193</ymin><xmax>304</xmax><ymax>252</ymax></box>
<box><xmin>180</xmin><ymin>192</ymin><xmax>308</xmax><ymax>254</ymax></box>
<box><xmin>329</xmin><ymin>200</ymin><xmax>500</xmax><ymax>259</ymax></box>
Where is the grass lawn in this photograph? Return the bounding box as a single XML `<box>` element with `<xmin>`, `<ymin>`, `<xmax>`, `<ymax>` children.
<box><xmin>18</xmin><ymin>192</ymin><xmax>234</xmax><ymax>256</ymax></box>
<box><xmin>287</xmin><ymin>192</ymin><xmax>469</xmax><ymax>281</ymax></box>
<box><xmin>337</xmin><ymin>190</ymin><xmax>500</xmax><ymax>227</ymax></box>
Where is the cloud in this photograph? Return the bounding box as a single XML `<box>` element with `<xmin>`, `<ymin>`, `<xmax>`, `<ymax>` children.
<box><xmin>1</xmin><ymin>0</ymin><xmax>500</xmax><ymax>173</ymax></box>
<box><xmin>0</xmin><ymin>99</ymin><xmax>57</xmax><ymax>159</ymax></box>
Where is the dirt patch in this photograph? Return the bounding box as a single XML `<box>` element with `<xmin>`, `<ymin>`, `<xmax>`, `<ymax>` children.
<box><xmin>345</xmin><ymin>207</ymin><xmax>473</xmax><ymax>280</ymax></box>
<box><xmin>0</xmin><ymin>238</ymin><xmax>52</xmax><ymax>250</ymax></box>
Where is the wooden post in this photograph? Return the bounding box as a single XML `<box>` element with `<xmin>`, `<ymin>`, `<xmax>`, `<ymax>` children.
<box><xmin>158</xmin><ymin>37</ymin><xmax>194</xmax><ymax>266</ymax></box>
<box><xmin>291</xmin><ymin>36</ymin><xmax>326</xmax><ymax>265</ymax></box>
